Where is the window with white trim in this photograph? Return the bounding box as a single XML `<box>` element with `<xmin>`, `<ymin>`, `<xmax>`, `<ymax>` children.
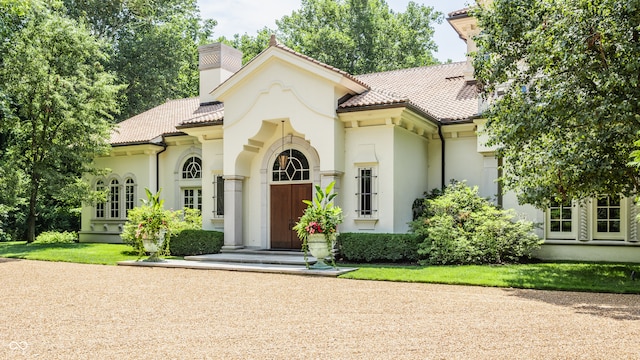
<box><xmin>109</xmin><ymin>179</ymin><xmax>120</xmax><ymax>218</ymax></box>
<box><xmin>95</xmin><ymin>180</ymin><xmax>105</xmax><ymax>218</ymax></box>
<box><xmin>356</xmin><ymin>167</ymin><xmax>377</xmax><ymax>218</ymax></box>
<box><xmin>183</xmin><ymin>188</ymin><xmax>202</xmax><ymax>211</ymax></box>
<box><xmin>182</xmin><ymin>156</ymin><xmax>202</xmax><ymax>179</ymax></box>
<box><xmin>212</xmin><ymin>175</ymin><xmax>225</xmax><ymax>217</ymax></box>
<box><xmin>548</xmin><ymin>200</ymin><xmax>573</xmax><ymax>234</ymax></box>
<box><xmin>125</xmin><ymin>178</ymin><xmax>136</xmax><ymax>216</ymax></box>
<box><xmin>594</xmin><ymin>196</ymin><xmax>624</xmax><ymax>240</ymax></box>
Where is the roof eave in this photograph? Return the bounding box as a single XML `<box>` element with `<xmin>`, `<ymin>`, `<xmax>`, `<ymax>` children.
<box><xmin>176</xmin><ymin>120</ymin><xmax>224</xmax><ymax>130</ymax></box>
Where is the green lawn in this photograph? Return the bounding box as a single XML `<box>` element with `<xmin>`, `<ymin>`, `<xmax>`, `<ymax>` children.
<box><xmin>0</xmin><ymin>241</ymin><xmax>157</xmax><ymax>265</ymax></box>
<box><xmin>2</xmin><ymin>241</ymin><xmax>640</xmax><ymax>293</ymax></box>
<box><xmin>339</xmin><ymin>262</ymin><xmax>640</xmax><ymax>294</ymax></box>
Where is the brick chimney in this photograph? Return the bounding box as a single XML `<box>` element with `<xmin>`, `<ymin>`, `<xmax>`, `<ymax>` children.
<box><xmin>198</xmin><ymin>43</ymin><xmax>242</xmax><ymax>104</ymax></box>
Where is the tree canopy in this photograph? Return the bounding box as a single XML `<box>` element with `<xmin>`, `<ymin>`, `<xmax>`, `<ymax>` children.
<box><xmin>473</xmin><ymin>0</ymin><xmax>640</xmax><ymax>207</ymax></box>
<box><xmin>0</xmin><ymin>1</ymin><xmax>121</xmax><ymax>241</ymax></box>
<box><xmin>222</xmin><ymin>0</ymin><xmax>442</xmax><ymax>75</ymax></box>
<box><xmin>63</xmin><ymin>0</ymin><xmax>216</xmax><ymax>121</ymax></box>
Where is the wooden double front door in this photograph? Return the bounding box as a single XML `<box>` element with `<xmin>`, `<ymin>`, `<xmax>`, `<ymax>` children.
<box><xmin>270</xmin><ymin>183</ymin><xmax>312</xmax><ymax>249</ymax></box>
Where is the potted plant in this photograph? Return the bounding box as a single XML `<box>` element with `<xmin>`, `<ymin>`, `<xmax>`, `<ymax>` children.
<box><xmin>121</xmin><ymin>188</ymin><xmax>172</xmax><ymax>262</ymax></box>
<box><xmin>293</xmin><ymin>181</ymin><xmax>343</xmax><ymax>269</ymax></box>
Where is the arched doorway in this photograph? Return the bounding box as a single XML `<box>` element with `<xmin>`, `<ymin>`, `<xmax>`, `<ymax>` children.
<box><xmin>270</xmin><ymin>149</ymin><xmax>312</xmax><ymax>249</ymax></box>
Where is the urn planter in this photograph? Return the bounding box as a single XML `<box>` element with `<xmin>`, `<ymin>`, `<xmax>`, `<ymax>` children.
<box><xmin>307</xmin><ymin>233</ymin><xmax>334</xmax><ymax>269</ymax></box>
<box><xmin>142</xmin><ymin>230</ymin><xmax>166</xmax><ymax>262</ymax></box>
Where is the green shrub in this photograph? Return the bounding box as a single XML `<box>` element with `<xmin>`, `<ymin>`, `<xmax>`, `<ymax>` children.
<box><xmin>410</xmin><ymin>181</ymin><xmax>542</xmax><ymax>265</ymax></box>
<box><xmin>170</xmin><ymin>230</ymin><xmax>224</xmax><ymax>256</ymax></box>
<box><xmin>34</xmin><ymin>231</ymin><xmax>77</xmax><ymax>244</ymax></box>
<box><xmin>338</xmin><ymin>233</ymin><xmax>420</xmax><ymax>263</ymax></box>
<box><xmin>121</xmin><ymin>189</ymin><xmax>202</xmax><ymax>257</ymax></box>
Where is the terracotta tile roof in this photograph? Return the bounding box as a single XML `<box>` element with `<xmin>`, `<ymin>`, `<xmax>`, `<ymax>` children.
<box><xmin>448</xmin><ymin>7</ymin><xmax>471</xmax><ymax>18</ymax></box>
<box><xmin>343</xmin><ymin>62</ymin><xmax>478</xmax><ymax>122</ymax></box>
<box><xmin>110</xmin><ymin>98</ymin><xmax>223</xmax><ymax>145</ymax></box>
<box><xmin>113</xmin><ymin>51</ymin><xmax>478</xmax><ymax>145</ymax></box>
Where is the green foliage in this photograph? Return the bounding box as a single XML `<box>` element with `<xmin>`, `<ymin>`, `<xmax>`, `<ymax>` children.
<box><xmin>34</xmin><ymin>231</ymin><xmax>77</xmax><ymax>244</ymax></box>
<box><xmin>473</xmin><ymin>0</ymin><xmax>640</xmax><ymax>207</ymax></box>
<box><xmin>0</xmin><ymin>241</ymin><xmax>147</xmax><ymax>265</ymax></box>
<box><xmin>0</xmin><ymin>1</ymin><xmax>121</xmax><ymax>242</ymax></box>
<box><xmin>411</xmin><ymin>181</ymin><xmax>541</xmax><ymax>265</ymax></box>
<box><xmin>223</xmin><ymin>0</ymin><xmax>441</xmax><ymax>74</ymax></box>
<box><xmin>411</xmin><ymin>187</ymin><xmax>444</xmax><ymax>220</ymax></box>
<box><xmin>169</xmin><ymin>230</ymin><xmax>223</xmax><ymax>256</ymax></box>
<box><xmin>121</xmin><ymin>189</ymin><xmax>172</xmax><ymax>258</ymax></box>
<box><xmin>338</xmin><ymin>233</ymin><xmax>419</xmax><ymax>263</ymax></box>
<box><xmin>121</xmin><ymin>189</ymin><xmax>202</xmax><ymax>259</ymax></box>
<box><xmin>63</xmin><ymin>0</ymin><xmax>216</xmax><ymax>121</ymax></box>
<box><xmin>339</xmin><ymin>262</ymin><xmax>640</xmax><ymax>294</ymax></box>
<box><xmin>293</xmin><ymin>181</ymin><xmax>343</xmax><ymax>267</ymax></box>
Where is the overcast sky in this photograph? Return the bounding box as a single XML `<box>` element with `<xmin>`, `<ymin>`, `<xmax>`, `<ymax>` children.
<box><xmin>196</xmin><ymin>0</ymin><xmax>471</xmax><ymax>63</ymax></box>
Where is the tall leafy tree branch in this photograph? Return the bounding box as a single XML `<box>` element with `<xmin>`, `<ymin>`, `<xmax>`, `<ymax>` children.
<box><xmin>1</xmin><ymin>2</ymin><xmax>121</xmax><ymax>242</ymax></box>
<box><xmin>474</xmin><ymin>0</ymin><xmax>640</xmax><ymax>207</ymax></box>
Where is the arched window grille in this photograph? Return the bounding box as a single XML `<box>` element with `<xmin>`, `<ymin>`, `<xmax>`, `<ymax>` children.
<box><xmin>272</xmin><ymin>149</ymin><xmax>310</xmax><ymax>182</ymax></box>
<box><xmin>182</xmin><ymin>156</ymin><xmax>202</xmax><ymax>179</ymax></box>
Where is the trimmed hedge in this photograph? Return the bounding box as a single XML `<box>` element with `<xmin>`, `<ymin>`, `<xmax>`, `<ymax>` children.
<box><xmin>169</xmin><ymin>230</ymin><xmax>224</xmax><ymax>256</ymax></box>
<box><xmin>338</xmin><ymin>233</ymin><xmax>419</xmax><ymax>263</ymax></box>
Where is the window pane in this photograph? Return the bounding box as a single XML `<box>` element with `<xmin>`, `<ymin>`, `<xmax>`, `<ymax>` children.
<box><xmin>562</xmin><ymin>208</ymin><xmax>572</xmax><ymax>220</ymax></box>
<box><xmin>597</xmin><ymin>221</ymin><xmax>608</xmax><ymax>232</ymax></box>
<box><xmin>550</xmin><ymin>209</ymin><xmax>560</xmax><ymax>219</ymax></box>
<box><xmin>110</xmin><ymin>180</ymin><xmax>120</xmax><ymax>218</ymax></box>
<box><xmin>597</xmin><ymin>197</ymin><xmax>608</xmax><ymax>207</ymax></box>
<box><xmin>561</xmin><ymin>221</ymin><xmax>572</xmax><ymax>232</ymax></box>
<box><xmin>609</xmin><ymin>208</ymin><xmax>620</xmax><ymax>220</ymax></box>
<box><xmin>610</xmin><ymin>221</ymin><xmax>620</xmax><ymax>233</ymax></box>
<box><xmin>215</xmin><ymin>177</ymin><xmax>225</xmax><ymax>216</ymax></box>
<box><xmin>597</xmin><ymin>208</ymin><xmax>607</xmax><ymax>219</ymax></box>
<box><xmin>550</xmin><ymin>221</ymin><xmax>560</xmax><ymax>232</ymax></box>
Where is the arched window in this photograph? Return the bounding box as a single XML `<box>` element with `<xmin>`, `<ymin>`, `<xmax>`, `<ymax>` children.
<box><xmin>125</xmin><ymin>178</ymin><xmax>136</xmax><ymax>216</ymax></box>
<box><xmin>95</xmin><ymin>180</ymin><xmax>105</xmax><ymax>218</ymax></box>
<box><xmin>272</xmin><ymin>149</ymin><xmax>310</xmax><ymax>182</ymax></box>
<box><xmin>182</xmin><ymin>156</ymin><xmax>202</xmax><ymax>179</ymax></box>
<box><xmin>109</xmin><ymin>179</ymin><xmax>120</xmax><ymax>218</ymax></box>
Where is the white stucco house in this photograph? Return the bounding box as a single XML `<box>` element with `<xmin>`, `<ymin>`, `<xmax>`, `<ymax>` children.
<box><xmin>80</xmin><ymin>7</ymin><xmax>640</xmax><ymax>262</ymax></box>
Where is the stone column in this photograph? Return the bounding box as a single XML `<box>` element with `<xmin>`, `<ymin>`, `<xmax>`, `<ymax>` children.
<box><xmin>223</xmin><ymin>175</ymin><xmax>244</xmax><ymax>249</ymax></box>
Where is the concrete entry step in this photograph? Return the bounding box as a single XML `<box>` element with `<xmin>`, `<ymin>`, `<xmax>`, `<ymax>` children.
<box><xmin>185</xmin><ymin>252</ymin><xmax>315</xmax><ymax>266</ymax></box>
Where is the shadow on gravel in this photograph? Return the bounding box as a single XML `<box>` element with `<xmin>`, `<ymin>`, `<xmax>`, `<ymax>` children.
<box><xmin>505</xmin><ymin>288</ymin><xmax>640</xmax><ymax>321</ymax></box>
<box><xmin>0</xmin><ymin>258</ymin><xmax>21</xmax><ymax>264</ymax></box>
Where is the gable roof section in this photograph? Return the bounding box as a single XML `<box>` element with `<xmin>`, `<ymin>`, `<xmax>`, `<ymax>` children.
<box><xmin>112</xmin><ymin>46</ymin><xmax>479</xmax><ymax>145</ymax></box>
<box><xmin>110</xmin><ymin>98</ymin><xmax>223</xmax><ymax>145</ymax></box>
<box><xmin>210</xmin><ymin>36</ymin><xmax>369</xmax><ymax>101</ymax></box>
<box><xmin>341</xmin><ymin>62</ymin><xmax>478</xmax><ymax>122</ymax></box>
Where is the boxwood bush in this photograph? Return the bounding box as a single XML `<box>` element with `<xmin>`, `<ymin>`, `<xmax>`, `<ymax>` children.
<box><xmin>338</xmin><ymin>233</ymin><xmax>420</xmax><ymax>263</ymax></box>
<box><xmin>169</xmin><ymin>230</ymin><xmax>224</xmax><ymax>256</ymax></box>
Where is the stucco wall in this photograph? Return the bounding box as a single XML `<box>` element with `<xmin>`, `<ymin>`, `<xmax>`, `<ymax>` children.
<box><xmin>393</xmin><ymin>126</ymin><xmax>430</xmax><ymax>232</ymax></box>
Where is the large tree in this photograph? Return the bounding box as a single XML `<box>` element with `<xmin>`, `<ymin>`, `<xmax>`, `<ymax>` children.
<box><xmin>63</xmin><ymin>0</ymin><xmax>216</xmax><ymax>120</ymax></box>
<box><xmin>223</xmin><ymin>0</ymin><xmax>442</xmax><ymax>74</ymax></box>
<box><xmin>473</xmin><ymin>0</ymin><xmax>640</xmax><ymax>207</ymax></box>
<box><xmin>0</xmin><ymin>2</ymin><xmax>121</xmax><ymax>242</ymax></box>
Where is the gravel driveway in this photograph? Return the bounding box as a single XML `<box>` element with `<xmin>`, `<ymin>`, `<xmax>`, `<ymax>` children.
<box><xmin>1</xmin><ymin>259</ymin><xmax>639</xmax><ymax>359</ymax></box>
